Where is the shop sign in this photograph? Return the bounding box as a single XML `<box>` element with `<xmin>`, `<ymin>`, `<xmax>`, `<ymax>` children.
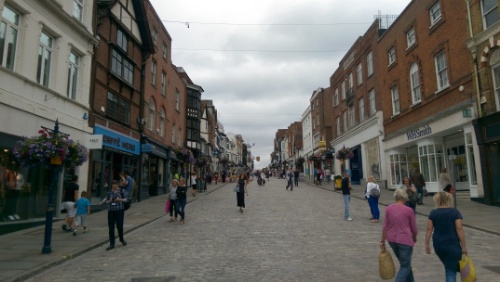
<box><xmin>406</xmin><ymin>125</ymin><xmax>432</xmax><ymax>141</ymax></box>
<box><xmin>86</xmin><ymin>135</ymin><xmax>103</xmax><ymax>149</ymax></box>
<box><xmin>94</xmin><ymin>125</ymin><xmax>140</xmax><ymax>155</ymax></box>
<box><xmin>141</xmin><ymin>143</ymin><xmax>167</xmax><ymax>158</ymax></box>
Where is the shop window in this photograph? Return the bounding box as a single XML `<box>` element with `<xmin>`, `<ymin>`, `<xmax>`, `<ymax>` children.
<box><xmin>390</xmin><ymin>154</ymin><xmax>407</xmax><ymax>186</ymax></box>
<box><xmin>448</xmin><ymin>145</ymin><xmax>470</xmax><ymax>183</ymax></box>
<box><xmin>465</xmin><ymin>133</ymin><xmax>477</xmax><ymax>185</ymax></box>
<box><xmin>419</xmin><ymin>144</ymin><xmax>444</xmax><ymax>182</ymax></box>
<box><xmin>0</xmin><ymin>5</ymin><xmax>20</xmax><ymax>70</ymax></box>
<box><xmin>365</xmin><ymin>138</ymin><xmax>380</xmax><ymax>180</ymax></box>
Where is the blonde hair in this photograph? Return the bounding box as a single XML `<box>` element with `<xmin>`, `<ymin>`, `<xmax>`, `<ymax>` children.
<box><xmin>393</xmin><ymin>188</ymin><xmax>408</xmax><ymax>202</ymax></box>
<box><xmin>367</xmin><ymin>176</ymin><xmax>375</xmax><ymax>182</ymax></box>
<box><xmin>179</xmin><ymin>178</ymin><xmax>186</xmax><ymax>186</ymax></box>
<box><xmin>433</xmin><ymin>192</ymin><xmax>453</xmax><ymax>207</ymax></box>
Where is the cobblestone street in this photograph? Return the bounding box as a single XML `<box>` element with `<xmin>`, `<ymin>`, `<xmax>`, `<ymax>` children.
<box><xmin>26</xmin><ymin>178</ymin><xmax>500</xmax><ymax>281</ymax></box>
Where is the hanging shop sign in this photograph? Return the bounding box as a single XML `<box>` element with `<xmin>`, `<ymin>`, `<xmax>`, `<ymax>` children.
<box><xmin>406</xmin><ymin>125</ymin><xmax>432</xmax><ymax>141</ymax></box>
<box><xmin>94</xmin><ymin>125</ymin><xmax>140</xmax><ymax>155</ymax></box>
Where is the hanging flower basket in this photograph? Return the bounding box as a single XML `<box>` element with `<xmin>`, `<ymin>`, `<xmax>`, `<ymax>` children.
<box><xmin>13</xmin><ymin>128</ymin><xmax>88</xmax><ymax>168</ymax></box>
<box><xmin>335</xmin><ymin>146</ymin><xmax>354</xmax><ymax>160</ymax></box>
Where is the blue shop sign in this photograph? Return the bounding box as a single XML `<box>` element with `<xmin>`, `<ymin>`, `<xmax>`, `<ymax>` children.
<box><xmin>94</xmin><ymin>125</ymin><xmax>140</xmax><ymax>155</ymax></box>
<box><xmin>142</xmin><ymin>143</ymin><xmax>168</xmax><ymax>158</ymax></box>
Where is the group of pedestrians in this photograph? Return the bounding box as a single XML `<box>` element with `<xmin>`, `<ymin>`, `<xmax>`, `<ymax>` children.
<box><xmin>166</xmin><ymin>178</ymin><xmax>187</xmax><ymax>224</ymax></box>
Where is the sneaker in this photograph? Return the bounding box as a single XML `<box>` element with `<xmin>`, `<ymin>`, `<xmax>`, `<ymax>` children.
<box><xmin>106</xmin><ymin>245</ymin><xmax>114</xmax><ymax>251</ymax></box>
<box><xmin>61</xmin><ymin>224</ymin><xmax>67</xmax><ymax>231</ymax></box>
<box><xmin>345</xmin><ymin>217</ymin><xmax>353</xmax><ymax>221</ymax></box>
<box><xmin>120</xmin><ymin>240</ymin><xmax>127</xmax><ymax>246</ymax></box>
<box><xmin>73</xmin><ymin>229</ymin><xmax>77</xmax><ymax>236</ymax></box>
<box><xmin>83</xmin><ymin>227</ymin><xmax>88</xmax><ymax>233</ymax></box>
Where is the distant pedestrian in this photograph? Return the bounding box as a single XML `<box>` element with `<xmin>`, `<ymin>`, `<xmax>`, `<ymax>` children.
<box><xmin>168</xmin><ymin>179</ymin><xmax>179</xmax><ymax>222</ymax></box>
<box><xmin>285</xmin><ymin>168</ymin><xmax>293</xmax><ymax>190</ymax></box>
<box><xmin>365</xmin><ymin>176</ymin><xmax>380</xmax><ymax>223</ymax></box>
<box><xmin>403</xmin><ymin>176</ymin><xmax>418</xmax><ymax>213</ymax></box>
<box><xmin>316</xmin><ymin>169</ymin><xmax>323</xmax><ymax>186</ymax></box>
<box><xmin>439</xmin><ymin>168</ymin><xmax>452</xmax><ymax>192</ymax></box>
<box><xmin>411</xmin><ymin>168</ymin><xmax>426</xmax><ymax>205</ymax></box>
<box><xmin>236</xmin><ymin>171</ymin><xmax>249</xmax><ymax>212</ymax></box>
<box><xmin>62</xmin><ymin>175</ymin><xmax>79</xmax><ymax>233</ymax></box>
<box><xmin>221</xmin><ymin>171</ymin><xmax>226</xmax><ymax>183</ymax></box>
<box><xmin>73</xmin><ymin>191</ymin><xmax>91</xmax><ymax>236</ymax></box>
<box><xmin>380</xmin><ymin>189</ymin><xmax>418</xmax><ymax>282</ymax></box>
<box><xmin>190</xmin><ymin>172</ymin><xmax>197</xmax><ymax>197</ymax></box>
<box><xmin>213</xmin><ymin>172</ymin><xmax>219</xmax><ymax>184</ymax></box>
<box><xmin>105</xmin><ymin>180</ymin><xmax>128</xmax><ymax>250</ymax></box>
<box><xmin>325</xmin><ymin>168</ymin><xmax>331</xmax><ymax>183</ymax></box>
<box><xmin>293</xmin><ymin>169</ymin><xmax>299</xmax><ymax>187</ymax></box>
<box><xmin>342</xmin><ymin>172</ymin><xmax>353</xmax><ymax>221</ymax></box>
<box><xmin>425</xmin><ymin>192</ymin><xmax>468</xmax><ymax>282</ymax></box>
<box><xmin>176</xmin><ymin>178</ymin><xmax>188</xmax><ymax>224</ymax></box>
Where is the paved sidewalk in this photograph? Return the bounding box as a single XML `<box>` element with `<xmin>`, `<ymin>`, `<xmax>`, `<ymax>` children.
<box><xmin>301</xmin><ymin>176</ymin><xmax>500</xmax><ymax>236</ymax></box>
<box><xmin>0</xmin><ymin>176</ymin><xmax>499</xmax><ymax>282</ymax></box>
<box><xmin>0</xmin><ymin>182</ymin><xmax>228</xmax><ymax>282</ymax></box>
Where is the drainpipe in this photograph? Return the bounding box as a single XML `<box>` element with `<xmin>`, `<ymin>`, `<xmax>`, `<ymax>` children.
<box><xmin>137</xmin><ymin>53</ymin><xmax>151</xmax><ymax>202</ymax></box>
<box><xmin>466</xmin><ymin>0</ymin><xmax>483</xmax><ymax>117</ymax></box>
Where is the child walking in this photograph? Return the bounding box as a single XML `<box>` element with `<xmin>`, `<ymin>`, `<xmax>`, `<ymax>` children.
<box><xmin>73</xmin><ymin>191</ymin><xmax>91</xmax><ymax>236</ymax></box>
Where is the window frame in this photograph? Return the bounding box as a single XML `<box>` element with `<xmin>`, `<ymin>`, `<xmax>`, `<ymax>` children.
<box><xmin>0</xmin><ymin>5</ymin><xmax>20</xmax><ymax>70</ymax></box>
<box><xmin>162</xmin><ymin>42</ymin><xmax>167</xmax><ymax>59</ymax></box>
<box><xmin>356</xmin><ymin>63</ymin><xmax>363</xmax><ymax>86</ymax></box>
<box><xmin>161</xmin><ymin>71</ymin><xmax>166</xmax><ymax>96</ymax></box>
<box><xmin>435</xmin><ymin>50</ymin><xmax>449</xmax><ymax>91</ymax></box>
<box><xmin>482</xmin><ymin>0</ymin><xmax>500</xmax><ymax>29</ymax></box>
<box><xmin>151</xmin><ymin>59</ymin><xmax>157</xmax><ymax>86</ymax></box>
<box><xmin>106</xmin><ymin>91</ymin><xmax>130</xmax><ymax>124</ymax></box>
<box><xmin>410</xmin><ymin>62</ymin><xmax>421</xmax><ymax>104</ymax></box>
<box><xmin>67</xmin><ymin>51</ymin><xmax>79</xmax><ymax>100</ymax></box>
<box><xmin>429</xmin><ymin>1</ymin><xmax>442</xmax><ymax>27</ymax></box>
<box><xmin>148</xmin><ymin>99</ymin><xmax>155</xmax><ymax>131</ymax></box>
<box><xmin>406</xmin><ymin>27</ymin><xmax>416</xmax><ymax>48</ymax></box>
<box><xmin>117</xmin><ymin>29</ymin><xmax>127</xmax><ymax>52</ymax></box>
<box><xmin>334</xmin><ymin>88</ymin><xmax>339</xmax><ymax>106</ymax></box>
<box><xmin>175</xmin><ymin>90</ymin><xmax>180</xmax><ymax>111</ymax></box>
<box><xmin>367</xmin><ymin>51</ymin><xmax>374</xmax><ymax>76</ymax></box>
<box><xmin>111</xmin><ymin>49</ymin><xmax>134</xmax><ymax>84</ymax></box>
<box><xmin>391</xmin><ymin>86</ymin><xmax>400</xmax><ymax>116</ymax></box>
<box><xmin>369</xmin><ymin>89</ymin><xmax>376</xmax><ymax>115</ymax></box>
<box><xmin>72</xmin><ymin>0</ymin><xmax>83</xmax><ymax>22</ymax></box>
<box><xmin>359</xmin><ymin>98</ymin><xmax>365</xmax><ymax>122</ymax></box>
<box><xmin>336</xmin><ymin>116</ymin><xmax>341</xmax><ymax>135</ymax></box>
<box><xmin>159</xmin><ymin>108</ymin><xmax>165</xmax><ymax>137</ymax></box>
<box><xmin>37</xmin><ymin>31</ymin><xmax>53</xmax><ymax>87</ymax></box>
<box><xmin>388</xmin><ymin>46</ymin><xmax>396</xmax><ymax>66</ymax></box>
<box><xmin>342</xmin><ymin>111</ymin><xmax>347</xmax><ymax>132</ymax></box>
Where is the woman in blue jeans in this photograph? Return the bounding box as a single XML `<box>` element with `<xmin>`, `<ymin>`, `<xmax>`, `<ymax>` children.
<box><xmin>381</xmin><ymin>189</ymin><xmax>418</xmax><ymax>282</ymax></box>
<box><xmin>425</xmin><ymin>192</ymin><xmax>468</xmax><ymax>282</ymax></box>
<box><xmin>176</xmin><ymin>178</ymin><xmax>188</xmax><ymax>224</ymax></box>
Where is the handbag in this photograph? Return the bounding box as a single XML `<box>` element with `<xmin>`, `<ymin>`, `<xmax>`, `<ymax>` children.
<box><xmin>165</xmin><ymin>199</ymin><xmax>171</xmax><ymax>213</ymax></box>
<box><xmin>233</xmin><ymin>185</ymin><xmax>239</xmax><ymax>192</ymax></box>
<box><xmin>459</xmin><ymin>255</ymin><xmax>477</xmax><ymax>282</ymax></box>
<box><xmin>379</xmin><ymin>246</ymin><xmax>395</xmax><ymax>280</ymax></box>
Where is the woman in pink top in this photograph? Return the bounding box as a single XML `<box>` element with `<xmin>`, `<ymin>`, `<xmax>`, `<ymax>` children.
<box><xmin>380</xmin><ymin>188</ymin><xmax>418</xmax><ymax>282</ymax></box>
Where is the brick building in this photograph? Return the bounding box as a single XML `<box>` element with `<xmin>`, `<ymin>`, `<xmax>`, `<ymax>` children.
<box><xmin>309</xmin><ymin>87</ymin><xmax>333</xmax><ymax>171</ymax></box>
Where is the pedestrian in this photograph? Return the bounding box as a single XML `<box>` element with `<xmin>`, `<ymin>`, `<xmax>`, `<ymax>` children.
<box><xmin>176</xmin><ymin>178</ymin><xmax>187</xmax><ymax>224</ymax></box>
<box><xmin>403</xmin><ymin>176</ymin><xmax>418</xmax><ymax>213</ymax></box>
<box><xmin>317</xmin><ymin>169</ymin><xmax>323</xmax><ymax>186</ymax></box>
<box><xmin>105</xmin><ymin>180</ymin><xmax>128</xmax><ymax>250</ymax></box>
<box><xmin>119</xmin><ymin>171</ymin><xmax>133</xmax><ymax>201</ymax></box>
<box><xmin>411</xmin><ymin>168</ymin><xmax>426</xmax><ymax>205</ymax></box>
<box><xmin>293</xmin><ymin>169</ymin><xmax>299</xmax><ymax>187</ymax></box>
<box><xmin>190</xmin><ymin>172</ymin><xmax>197</xmax><ymax>197</ymax></box>
<box><xmin>221</xmin><ymin>171</ymin><xmax>226</xmax><ymax>183</ymax></box>
<box><xmin>168</xmin><ymin>179</ymin><xmax>179</xmax><ymax>222</ymax></box>
<box><xmin>285</xmin><ymin>168</ymin><xmax>293</xmax><ymax>190</ymax></box>
<box><xmin>380</xmin><ymin>188</ymin><xmax>418</xmax><ymax>282</ymax></box>
<box><xmin>325</xmin><ymin>167</ymin><xmax>331</xmax><ymax>184</ymax></box>
<box><xmin>342</xmin><ymin>172</ymin><xmax>353</xmax><ymax>221</ymax></box>
<box><xmin>236</xmin><ymin>171</ymin><xmax>249</xmax><ymax>212</ymax></box>
<box><xmin>213</xmin><ymin>171</ymin><xmax>219</xmax><ymax>184</ymax></box>
<box><xmin>73</xmin><ymin>191</ymin><xmax>91</xmax><ymax>236</ymax></box>
<box><xmin>439</xmin><ymin>168</ymin><xmax>453</xmax><ymax>192</ymax></box>
<box><xmin>365</xmin><ymin>176</ymin><xmax>380</xmax><ymax>223</ymax></box>
<box><xmin>425</xmin><ymin>192</ymin><xmax>468</xmax><ymax>282</ymax></box>
<box><xmin>61</xmin><ymin>175</ymin><xmax>79</xmax><ymax>233</ymax></box>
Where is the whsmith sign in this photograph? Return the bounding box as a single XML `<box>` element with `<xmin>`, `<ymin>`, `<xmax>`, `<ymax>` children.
<box><xmin>406</xmin><ymin>125</ymin><xmax>432</xmax><ymax>141</ymax></box>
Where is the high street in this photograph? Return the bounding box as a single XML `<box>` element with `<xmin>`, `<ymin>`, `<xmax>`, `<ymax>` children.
<box><xmin>3</xmin><ymin>177</ymin><xmax>500</xmax><ymax>281</ymax></box>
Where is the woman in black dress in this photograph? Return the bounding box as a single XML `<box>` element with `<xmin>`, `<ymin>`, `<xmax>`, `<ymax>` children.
<box><xmin>236</xmin><ymin>172</ymin><xmax>248</xmax><ymax>212</ymax></box>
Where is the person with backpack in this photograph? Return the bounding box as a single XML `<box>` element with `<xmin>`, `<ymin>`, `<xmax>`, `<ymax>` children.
<box><xmin>104</xmin><ymin>180</ymin><xmax>128</xmax><ymax>250</ymax></box>
<box><xmin>365</xmin><ymin>176</ymin><xmax>380</xmax><ymax>223</ymax></box>
<box><xmin>402</xmin><ymin>176</ymin><xmax>418</xmax><ymax>213</ymax></box>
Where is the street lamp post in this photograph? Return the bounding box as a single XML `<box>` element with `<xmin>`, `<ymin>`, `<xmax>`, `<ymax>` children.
<box><xmin>42</xmin><ymin>120</ymin><xmax>66</xmax><ymax>254</ymax></box>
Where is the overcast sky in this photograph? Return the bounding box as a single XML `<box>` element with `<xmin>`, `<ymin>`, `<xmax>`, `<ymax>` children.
<box><xmin>150</xmin><ymin>0</ymin><xmax>411</xmax><ymax>169</ymax></box>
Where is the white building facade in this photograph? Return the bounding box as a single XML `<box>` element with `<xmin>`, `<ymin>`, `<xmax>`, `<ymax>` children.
<box><xmin>301</xmin><ymin>105</ymin><xmax>313</xmax><ymax>177</ymax></box>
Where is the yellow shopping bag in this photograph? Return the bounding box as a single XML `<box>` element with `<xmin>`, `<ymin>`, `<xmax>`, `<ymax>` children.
<box><xmin>459</xmin><ymin>255</ymin><xmax>477</xmax><ymax>282</ymax></box>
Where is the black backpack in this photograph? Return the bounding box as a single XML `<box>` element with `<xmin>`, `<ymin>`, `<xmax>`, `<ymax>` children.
<box><xmin>120</xmin><ymin>189</ymin><xmax>131</xmax><ymax>211</ymax></box>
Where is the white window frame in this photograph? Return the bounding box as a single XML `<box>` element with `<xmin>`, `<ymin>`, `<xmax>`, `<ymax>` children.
<box><xmin>161</xmin><ymin>71</ymin><xmax>166</xmax><ymax>96</ymax></box>
<box><xmin>482</xmin><ymin>0</ymin><xmax>500</xmax><ymax>29</ymax></box>
<box><xmin>341</xmin><ymin>80</ymin><xmax>346</xmax><ymax>100</ymax></box>
<box><xmin>334</xmin><ymin>88</ymin><xmax>339</xmax><ymax>106</ymax></box>
<box><xmin>152</xmin><ymin>27</ymin><xmax>157</xmax><ymax>45</ymax></box>
<box><xmin>342</xmin><ymin>111</ymin><xmax>347</xmax><ymax>132</ymax></box>
<box><xmin>336</xmin><ymin>116</ymin><xmax>341</xmax><ymax>135</ymax></box>
<box><xmin>430</xmin><ymin>1</ymin><xmax>442</xmax><ymax>27</ymax></box>
<box><xmin>175</xmin><ymin>90</ymin><xmax>180</xmax><ymax>111</ymax></box>
<box><xmin>37</xmin><ymin>31</ymin><xmax>53</xmax><ymax>87</ymax></box>
<box><xmin>159</xmin><ymin>109</ymin><xmax>165</xmax><ymax>137</ymax></box>
<box><xmin>151</xmin><ymin>60</ymin><xmax>157</xmax><ymax>86</ymax></box>
<box><xmin>367</xmin><ymin>51</ymin><xmax>374</xmax><ymax>76</ymax></box>
<box><xmin>172</xmin><ymin>124</ymin><xmax>176</xmax><ymax>143</ymax></box>
<box><xmin>435</xmin><ymin>50</ymin><xmax>449</xmax><ymax>90</ymax></box>
<box><xmin>162</xmin><ymin>42</ymin><xmax>167</xmax><ymax>59</ymax></box>
<box><xmin>391</xmin><ymin>86</ymin><xmax>400</xmax><ymax>115</ymax></box>
<box><xmin>369</xmin><ymin>89</ymin><xmax>376</xmax><ymax>115</ymax></box>
<box><xmin>348</xmin><ymin>105</ymin><xmax>355</xmax><ymax>128</ymax></box>
<box><xmin>356</xmin><ymin>63</ymin><xmax>363</xmax><ymax>86</ymax></box>
<box><xmin>72</xmin><ymin>0</ymin><xmax>83</xmax><ymax>22</ymax></box>
<box><xmin>117</xmin><ymin>29</ymin><xmax>127</xmax><ymax>52</ymax></box>
<box><xmin>410</xmin><ymin>62</ymin><xmax>421</xmax><ymax>104</ymax></box>
<box><xmin>67</xmin><ymin>51</ymin><xmax>79</xmax><ymax>100</ymax></box>
<box><xmin>148</xmin><ymin>99</ymin><xmax>155</xmax><ymax>131</ymax></box>
<box><xmin>0</xmin><ymin>5</ymin><xmax>20</xmax><ymax>70</ymax></box>
<box><xmin>359</xmin><ymin>98</ymin><xmax>365</xmax><ymax>122</ymax></box>
<box><xmin>388</xmin><ymin>46</ymin><xmax>396</xmax><ymax>66</ymax></box>
<box><xmin>406</xmin><ymin>27</ymin><xmax>416</xmax><ymax>48</ymax></box>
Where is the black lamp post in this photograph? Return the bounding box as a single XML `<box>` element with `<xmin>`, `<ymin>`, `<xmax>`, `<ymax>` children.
<box><xmin>41</xmin><ymin>119</ymin><xmax>67</xmax><ymax>254</ymax></box>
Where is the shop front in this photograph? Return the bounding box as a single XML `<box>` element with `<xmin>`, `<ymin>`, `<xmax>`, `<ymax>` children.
<box><xmin>384</xmin><ymin>109</ymin><xmax>481</xmax><ymax>196</ymax></box>
<box><xmin>141</xmin><ymin>142</ymin><xmax>169</xmax><ymax>198</ymax></box>
<box><xmin>89</xmin><ymin>125</ymin><xmax>140</xmax><ymax>204</ymax></box>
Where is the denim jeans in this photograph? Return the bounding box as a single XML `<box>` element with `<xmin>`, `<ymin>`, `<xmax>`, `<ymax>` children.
<box><xmin>445</xmin><ymin>269</ymin><xmax>457</xmax><ymax>282</ymax></box>
<box><xmin>343</xmin><ymin>195</ymin><xmax>351</xmax><ymax>219</ymax></box>
<box><xmin>368</xmin><ymin>197</ymin><xmax>380</xmax><ymax>219</ymax></box>
<box><xmin>415</xmin><ymin>185</ymin><xmax>424</xmax><ymax>204</ymax></box>
<box><xmin>388</xmin><ymin>242</ymin><xmax>414</xmax><ymax>282</ymax></box>
<box><xmin>176</xmin><ymin>198</ymin><xmax>186</xmax><ymax>220</ymax></box>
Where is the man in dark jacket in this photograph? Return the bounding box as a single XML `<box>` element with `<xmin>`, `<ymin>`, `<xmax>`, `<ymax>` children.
<box><xmin>411</xmin><ymin>169</ymin><xmax>426</xmax><ymax>205</ymax></box>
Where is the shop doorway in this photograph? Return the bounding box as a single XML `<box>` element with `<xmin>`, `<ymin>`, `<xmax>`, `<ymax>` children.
<box><xmin>350</xmin><ymin>146</ymin><xmax>363</xmax><ymax>185</ymax></box>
